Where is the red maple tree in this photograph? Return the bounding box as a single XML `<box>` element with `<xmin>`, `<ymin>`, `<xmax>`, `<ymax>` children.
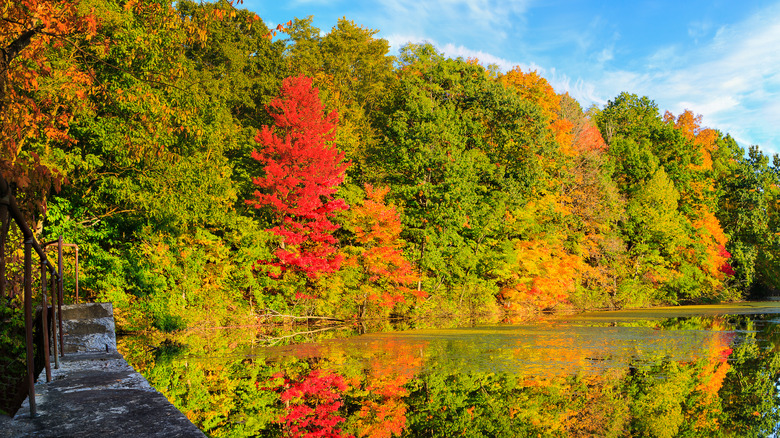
<box><xmin>248</xmin><ymin>75</ymin><xmax>351</xmax><ymax>279</ymax></box>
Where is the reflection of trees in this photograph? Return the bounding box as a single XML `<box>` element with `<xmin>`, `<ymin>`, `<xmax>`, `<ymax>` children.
<box><xmin>117</xmin><ymin>314</ymin><xmax>780</xmax><ymax>437</ymax></box>
<box><xmin>273</xmin><ymin>369</ymin><xmax>350</xmax><ymax>438</ymax></box>
<box><xmin>345</xmin><ymin>340</ymin><xmax>423</xmax><ymax>438</ymax></box>
<box><xmin>120</xmin><ymin>331</ymin><xmax>426</xmax><ymax>437</ymax></box>
<box><xmin>719</xmin><ymin>316</ymin><xmax>780</xmax><ymax>436</ymax></box>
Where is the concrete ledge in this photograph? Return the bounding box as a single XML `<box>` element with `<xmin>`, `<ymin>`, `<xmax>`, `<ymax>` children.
<box><xmin>61</xmin><ymin>303</ymin><xmax>117</xmax><ymax>354</ymax></box>
<box><xmin>1</xmin><ymin>352</ymin><xmax>204</xmax><ymax>438</ymax></box>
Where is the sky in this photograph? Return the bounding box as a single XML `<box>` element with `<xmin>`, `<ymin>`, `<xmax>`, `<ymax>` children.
<box><xmin>241</xmin><ymin>0</ymin><xmax>780</xmax><ymax>155</ymax></box>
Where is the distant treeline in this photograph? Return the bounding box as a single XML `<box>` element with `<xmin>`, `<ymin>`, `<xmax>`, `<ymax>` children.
<box><xmin>4</xmin><ymin>0</ymin><xmax>780</xmax><ymax>330</ymax></box>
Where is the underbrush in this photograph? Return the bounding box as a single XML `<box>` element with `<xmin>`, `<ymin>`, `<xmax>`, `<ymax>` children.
<box><xmin>0</xmin><ymin>298</ymin><xmax>26</xmax><ymax>417</ymax></box>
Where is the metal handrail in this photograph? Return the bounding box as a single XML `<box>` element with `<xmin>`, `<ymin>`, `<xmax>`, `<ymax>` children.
<box><xmin>0</xmin><ymin>176</ymin><xmax>65</xmax><ymax>418</ymax></box>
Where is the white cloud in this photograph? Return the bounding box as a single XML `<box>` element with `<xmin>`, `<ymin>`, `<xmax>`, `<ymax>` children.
<box><xmin>375</xmin><ymin>0</ymin><xmax>533</xmax><ymax>51</ymax></box>
<box><xmin>597</xmin><ymin>47</ymin><xmax>614</xmax><ymax>64</ymax></box>
<box><xmin>687</xmin><ymin>19</ymin><xmax>712</xmax><ymax>42</ymax></box>
<box><xmin>570</xmin><ymin>3</ymin><xmax>780</xmax><ymax>154</ymax></box>
<box><xmin>378</xmin><ymin>0</ymin><xmax>531</xmax><ymax>29</ymax></box>
<box><xmin>384</xmin><ymin>33</ymin><xmax>432</xmax><ymax>52</ymax></box>
<box><xmin>438</xmin><ymin>43</ymin><xmax>546</xmax><ymax>72</ymax></box>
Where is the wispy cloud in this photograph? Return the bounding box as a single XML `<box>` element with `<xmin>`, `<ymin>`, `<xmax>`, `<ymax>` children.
<box><xmin>687</xmin><ymin>19</ymin><xmax>713</xmax><ymax>43</ymax></box>
<box><xmin>375</xmin><ymin>0</ymin><xmax>533</xmax><ymax>51</ymax></box>
<box><xmin>438</xmin><ymin>43</ymin><xmax>542</xmax><ymax>72</ymax></box>
<box><xmin>666</xmin><ymin>6</ymin><xmax>780</xmax><ymax>152</ymax></box>
<box><xmin>377</xmin><ymin>0</ymin><xmax>531</xmax><ymax>29</ymax></box>
<box><xmin>558</xmin><ymin>3</ymin><xmax>780</xmax><ymax>154</ymax></box>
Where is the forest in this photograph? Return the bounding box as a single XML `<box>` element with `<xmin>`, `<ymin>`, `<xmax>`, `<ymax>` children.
<box><xmin>3</xmin><ymin>0</ymin><xmax>780</xmax><ymax>333</ymax></box>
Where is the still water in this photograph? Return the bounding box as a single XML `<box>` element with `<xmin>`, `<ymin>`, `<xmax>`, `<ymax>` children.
<box><xmin>118</xmin><ymin>303</ymin><xmax>780</xmax><ymax>437</ymax></box>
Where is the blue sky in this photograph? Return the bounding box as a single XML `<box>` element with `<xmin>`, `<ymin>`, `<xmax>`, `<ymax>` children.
<box><xmin>241</xmin><ymin>0</ymin><xmax>780</xmax><ymax>155</ymax></box>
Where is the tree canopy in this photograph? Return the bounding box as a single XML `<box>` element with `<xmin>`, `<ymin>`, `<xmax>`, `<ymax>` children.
<box><xmin>2</xmin><ymin>0</ymin><xmax>777</xmax><ymax>331</ymax></box>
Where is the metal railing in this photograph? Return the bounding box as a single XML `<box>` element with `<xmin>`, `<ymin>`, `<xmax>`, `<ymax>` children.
<box><xmin>0</xmin><ymin>176</ymin><xmax>70</xmax><ymax>418</ymax></box>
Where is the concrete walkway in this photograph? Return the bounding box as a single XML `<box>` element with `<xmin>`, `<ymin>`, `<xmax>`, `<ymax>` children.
<box><xmin>1</xmin><ymin>352</ymin><xmax>205</xmax><ymax>438</ymax></box>
<box><xmin>0</xmin><ymin>303</ymin><xmax>205</xmax><ymax>438</ymax></box>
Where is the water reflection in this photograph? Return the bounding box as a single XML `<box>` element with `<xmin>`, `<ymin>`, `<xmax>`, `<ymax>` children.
<box><xmin>118</xmin><ymin>303</ymin><xmax>780</xmax><ymax>437</ymax></box>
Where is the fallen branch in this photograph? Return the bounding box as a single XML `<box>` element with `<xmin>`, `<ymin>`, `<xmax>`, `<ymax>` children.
<box><xmin>256</xmin><ymin>308</ymin><xmax>344</xmax><ymax>322</ymax></box>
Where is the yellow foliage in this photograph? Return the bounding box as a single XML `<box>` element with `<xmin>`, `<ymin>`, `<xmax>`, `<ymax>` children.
<box><xmin>500</xmin><ymin>239</ymin><xmax>582</xmax><ymax>310</ymax></box>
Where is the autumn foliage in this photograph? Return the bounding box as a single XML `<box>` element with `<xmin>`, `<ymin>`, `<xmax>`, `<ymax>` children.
<box><xmin>248</xmin><ymin>75</ymin><xmax>351</xmax><ymax>279</ymax></box>
<box><xmin>2</xmin><ymin>0</ymin><xmax>767</xmax><ymax>337</ymax></box>
<box><xmin>499</xmin><ymin>67</ymin><xmax>573</xmax><ymax>151</ymax></box>
<box><xmin>343</xmin><ymin>184</ymin><xmax>425</xmax><ymax>314</ymax></box>
<box><xmin>272</xmin><ymin>369</ymin><xmax>352</xmax><ymax>438</ymax></box>
<box><xmin>0</xmin><ymin>0</ymin><xmax>98</xmax><ymax>201</ymax></box>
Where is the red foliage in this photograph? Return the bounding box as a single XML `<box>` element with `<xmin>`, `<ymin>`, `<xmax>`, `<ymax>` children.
<box><xmin>248</xmin><ymin>75</ymin><xmax>351</xmax><ymax>278</ymax></box>
<box><xmin>574</xmin><ymin>124</ymin><xmax>608</xmax><ymax>152</ymax></box>
<box><xmin>718</xmin><ymin>246</ymin><xmax>736</xmax><ymax>277</ymax></box>
<box><xmin>275</xmin><ymin>369</ymin><xmax>353</xmax><ymax>438</ymax></box>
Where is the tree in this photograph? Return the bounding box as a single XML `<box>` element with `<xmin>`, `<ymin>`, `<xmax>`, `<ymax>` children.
<box><xmin>248</xmin><ymin>75</ymin><xmax>351</xmax><ymax>280</ymax></box>
<box><xmin>175</xmin><ymin>0</ymin><xmax>290</xmax><ymax>211</ymax></box>
<box><xmin>39</xmin><ymin>0</ymin><xmax>275</xmax><ymax>330</ymax></box>
<box><xmin>499</xmin><ymin>68</ymin><xmax>573</xmax><ymax>151</ymax></box>
<box><xmin>339</xmin><ymin>184</ymin><xmax>424</xmax><ymax>317</ymax></box>
<box><xmin>556</xmin><ymin>97</ymin><xmax>628</xmax><ymax>308</ymax></box>
<box><xmin>0</xmin><ymin>0</ymin><xmax>98</xmax><ymax>215</ymax></box>
<box><xmin>716</xmin><ymin>143</ymin><xmax>780</xmax><ymax>294</ymax></box>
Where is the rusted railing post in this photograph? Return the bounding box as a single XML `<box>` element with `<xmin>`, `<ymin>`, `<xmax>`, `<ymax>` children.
<box><xmin>0</xmin><ymin>201</ymin><xmax>7</xmax><ymax>297</ymax></box>
<box><xmin>57</xmin><ymin>235</ymin><xmax>64</xmax><ymax>357</ymax></box>
<box><xmin>40</xmin><ymin>259</ymin><xmax>51</xmax><ymax>382</ymax></box>
<box><xmin>50</xmin><ymin>271</ymin><xmax>59</xmax><ymax>369</ymax></box>
<box><xmin>23</xmin><ymin>239</ymin><xmax>36</xmax><ymax>417</ymax></box>
<box><xmin>74</xmin><ymin>246</ymin><xmax>79</xmax><ymax>304</ymax></box>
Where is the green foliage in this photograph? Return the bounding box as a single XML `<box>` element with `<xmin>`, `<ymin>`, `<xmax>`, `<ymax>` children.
<box><xmin>367</xmin><ymin>48</ymin><xmax>554</xmax><ymax>311</ymax></box>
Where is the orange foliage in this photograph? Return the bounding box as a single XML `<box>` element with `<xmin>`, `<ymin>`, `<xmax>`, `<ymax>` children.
<box><xmin>344</xmin><ymin>184</ymin><xmax>424</xmax><ymax>311</ymax></box>
<box><xmin>0</xmin><ymin>0</ymin><xmax>99</xmax><ymax>193</ymax></box>
<box><xmin>690</xmin><ymin>323</ymin><xmax>735</xmax><ymax>431</ymax></box>
<box><xmin>352</xmin><ymin>340</ymin><xmax>424</xmax><ymax>438</ymax></box>
<box><xmin>664</xmin><ymin>110</ymin><xmax>717</xmax><ymax>171</ymax></box>
<box><xmin>573</xmin><ymin>124</ymin><xmax>608</xmax><ymax>153</ymax></box>
<box><xmin>262</xmin><ymin>20</ymin><xmax>292</xmax><ymax>40</ymax></box>
<box><xmin>664</xmin><ymin>110</ymin><xmax>701</xmax><ymax>141</ymax></box>
<box><xmin>500</xmin><ymin>68</ymin><xmax>560</xmax><ymax>121</ymax></box>
<box><xmin>551</xmin><ymin>118</ymin><xmax>574</xmax><ymax>153</ymax></box>
<box><xmin>693</xmin><ymin>207</ymin><xmax>732</xmax><ymax>283</ymax></box>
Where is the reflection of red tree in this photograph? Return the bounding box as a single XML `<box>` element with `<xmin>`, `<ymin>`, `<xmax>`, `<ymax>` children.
<box><xmin>276</xmin><ymin>369</ymin><xmax>353</xmax><ymax>438</ymax></box>
<box><xmin>353</xmin><ymin>340</ymin><xmax>424</xmax><ymax>438</ymax></box>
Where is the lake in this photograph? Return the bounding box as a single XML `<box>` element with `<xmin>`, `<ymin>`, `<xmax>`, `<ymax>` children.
<box><xmin>118</xmin><ymin>302</ymin><xmax>780</xmax><ymax>437</ymax></box>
